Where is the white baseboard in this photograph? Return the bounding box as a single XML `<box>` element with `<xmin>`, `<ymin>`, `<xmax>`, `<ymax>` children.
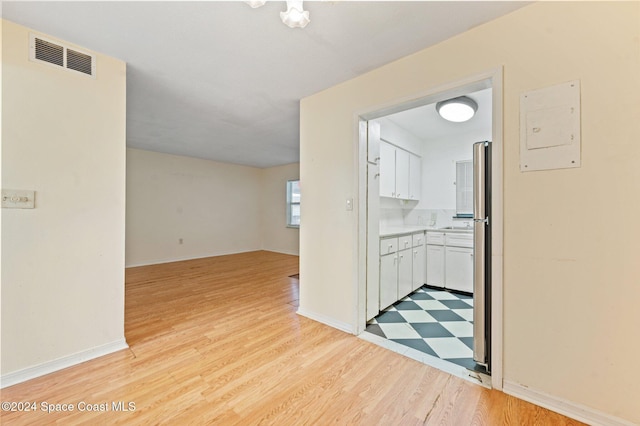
<box><xmin>262</xmin><ymin>249</ymin><xmax>300</xmax><ymax>256</ymax></box>
<box><xmin>503</xmin><ymin>380</ymin><xmax>635</xmax><ymax>426</ymax></box>
<box><xmin>296</xmin><ymin>308</ymin><xmax>354</xmax><ymax>334</ymax></box>
<box><xmin>1</xmin><ymin>339</ymin><xmax>129</xmax><ymax>389</ymax></box>
<box><xmin>125</xmin><ymin>249</ymin><xmax>259</xmax><ymax>268</ymax></box>
<box><xmin>126</xmin><ymin>249</ymin><xmax>299</xmax><ymax>268</ymax></box>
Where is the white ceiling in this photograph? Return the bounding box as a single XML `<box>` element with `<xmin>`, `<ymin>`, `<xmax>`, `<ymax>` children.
<box><xmin>385</xmin><ymin>88</ymin><xmax>493</xmax><ymax>143</ymax></box>
<box><xmin>2</xmin><ymin>1</ymin><xmax>526</xmax><ymax>168</ymax></box>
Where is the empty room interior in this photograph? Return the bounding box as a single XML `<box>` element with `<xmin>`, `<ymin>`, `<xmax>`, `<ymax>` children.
<box><xmin>1</xmin><ymin>2</ymin><xmax>639</xmax><ymax>425</ymax></box>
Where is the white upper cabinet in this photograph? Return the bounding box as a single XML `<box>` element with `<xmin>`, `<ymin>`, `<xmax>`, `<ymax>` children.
<box><xmin>379</xmin><ymin>140</ymin><xmax>421</xmax><ymax>201</ymax></box>
<box><xmin>379</xmin><ymin>141</ymin><xmax>396</xmax><ymax>198</ymax></box>
<box><xmin>409</xmin><ymin>153</ymin><xmax>422</xmax><ymax>201</ymax></box>
<box><xmin>395</xmin><ymin>148</ymin><xmax>410</xmax><ymax>200</ymax></box>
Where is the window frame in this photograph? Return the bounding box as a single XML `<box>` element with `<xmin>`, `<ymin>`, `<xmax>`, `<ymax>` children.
<box><xmin>286</xmin><ymin>179</ymin><xmax>300</xmax><ymax>228</ymax></box>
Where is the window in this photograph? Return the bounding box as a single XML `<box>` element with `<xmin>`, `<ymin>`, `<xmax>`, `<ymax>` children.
<box><xmin>455</xmin><ymin>160</ymin><xmax>473</xmax><ymax>217</ymax></box>
<box><xmin>286</xmin><ymin>180</ymin><xmax>300</xmax><ymax>228</ymax></box>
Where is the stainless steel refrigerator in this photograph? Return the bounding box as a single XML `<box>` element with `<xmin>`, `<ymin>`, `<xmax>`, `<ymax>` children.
<box><xmin>473</xmin><ymin>141</ymin><xmax>491</xmax><ymax>370</ymax></box>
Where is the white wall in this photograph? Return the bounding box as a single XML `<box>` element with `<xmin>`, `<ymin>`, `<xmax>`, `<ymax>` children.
<box><xmin>1</xmin><ymin>20</ymin><xmax>127</xmax><ymax>380</ymax></box>
<box><xmin>300</xmin><ymin>2</ymin><xmax>640</xmax><ymax>424</ymax></box>
<box><xmin>420</xmin><ymin>128</ymin><xmax>490</xmax><ymax>211</ymax></box>
<box><xmin>376</xmin><ymin>117</ymin><xmax>424</xmax><ymax>155</ymax></box>
<box><xmin>126</xmin><ymin>149</ymin><xmax>299</xmax><ymax>266</ymax></box>
<box><xmin>260</xmin><ymin>163</ymin><xmax>300</xmax><ymax>255</ymax></box>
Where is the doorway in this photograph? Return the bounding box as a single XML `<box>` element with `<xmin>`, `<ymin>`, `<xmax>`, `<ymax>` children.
<box><xmin>356</xmin><ymin>71</ymin><xmax>504</xmax><ymax>389</ymax></box>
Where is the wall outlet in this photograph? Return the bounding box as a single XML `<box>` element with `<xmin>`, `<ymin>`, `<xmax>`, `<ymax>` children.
<box><xmin>2</xmin><ymin>189</ymin><xmax>35</xmax><ymax>209</ymax></box>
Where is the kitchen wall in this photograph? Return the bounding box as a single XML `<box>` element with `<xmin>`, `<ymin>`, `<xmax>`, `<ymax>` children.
<box><xmin>377</xmin><ymin>117</ymin><xmax>490</xmax><ymax>229</ymax></box>
<box><xmin>1</xmin><ymin>20</ymin><xmax>127</xmax><ymax>381</ymax></box>
<box><xmin>126</xmin><ymin>149</ymin><xmax>299</xmax><ymax>267</ymax></box>
<box><xmin>299</xmin><ymin>2</ymin><xmax>640</xmax><ymax>424</ymax></box>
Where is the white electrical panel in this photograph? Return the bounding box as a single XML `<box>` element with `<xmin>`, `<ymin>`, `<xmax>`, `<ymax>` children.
<box><xmin>2</xmin><ymin>189</ymin><xmax>36</xmax><ymax>209</ymax></box>
<box><xmin>520</xmin><ymin>80</ymin><xmax>581</xmax><ymax>172</ymax></box>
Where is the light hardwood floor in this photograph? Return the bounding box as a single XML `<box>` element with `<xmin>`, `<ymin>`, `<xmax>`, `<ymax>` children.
<box><xmin>1</xmin><ymin>251</ymin><xmax>583</xmax><ymax>425</ymax></box>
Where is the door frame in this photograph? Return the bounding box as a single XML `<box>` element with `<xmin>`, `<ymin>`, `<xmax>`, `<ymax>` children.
<box><xmin>354</xmin><ymin>68</ymin><xmax>504</xmax><ymax>390</ymax></box>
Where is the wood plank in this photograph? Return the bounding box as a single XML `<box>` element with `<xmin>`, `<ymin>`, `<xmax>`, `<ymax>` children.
<box><xmin>1</xmin><ymin>251</ymin><xmax>584</xmax><ymax>425</ymax></box>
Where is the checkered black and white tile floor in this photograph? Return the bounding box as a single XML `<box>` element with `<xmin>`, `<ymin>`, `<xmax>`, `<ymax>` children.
<box><xmin>361</xmin><ymin>286</ymin><xmax>484</xmax><ymax>375</ymax></box>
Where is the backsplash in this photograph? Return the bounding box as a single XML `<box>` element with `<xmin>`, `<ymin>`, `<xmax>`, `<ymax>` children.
<box><xmin>380</xmin><ymin>206</ymin><xmax>473</xmax><ymax>229</ymax></box>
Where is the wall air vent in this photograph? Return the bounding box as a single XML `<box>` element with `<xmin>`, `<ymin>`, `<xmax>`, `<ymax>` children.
<box><xmin>29</xmin><ymin>33</ymin><xmax>96</xmax><ymax>78</ymax></box>
<box><xmin>34</xmin><ymin>37</ymin><xmax>64</xmax><ymax>67</ymax></box>
<box><xmin>66</xmin><ymin>49</ymin><xmax>93</xmax><ymax>75</ymax></box>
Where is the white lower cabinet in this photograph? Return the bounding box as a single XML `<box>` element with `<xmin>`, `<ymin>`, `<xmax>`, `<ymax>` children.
<box><xmin>379</xmin><ymin>252</ymin><xmax>398</xmax><ymax>309</ymax></box>
<box><xmin>397</xmin><ymin>248</ymin><xmax>413</xmax><ymax>299</ymax></box>
<box><xmin>426</xmin><ymin>230</ymin><xmax>473</xmax><ymax>293</ymax></box>
<box><xmin>445</xmin><ymin>246</ymin><xmax>474</xmax><ymax>293</ymax></box>
<box><xmin>426</xmin><ymin>244</ymin><xmax>445</xmax><ymax>287</ymax></box>
<box><xmin>378</xmin><ymin>231</ymin><xmax>426</xmax><ymax>311</ymax></box>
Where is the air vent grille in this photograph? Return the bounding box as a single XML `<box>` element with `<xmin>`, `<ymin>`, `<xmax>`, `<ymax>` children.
<box><xmin>30</xmin><ymin>34</ymin><xmax>95</xmax><ymax>78</ymax></box>
<box><xmin>67</xmin><ymin>49</ymin><xmax>93</xmax><ymax>75</ymax></box>
<box><xmin>35</xmin><ymin>37</ymin><xmax>64</xmax><ymax>67</ymax></box>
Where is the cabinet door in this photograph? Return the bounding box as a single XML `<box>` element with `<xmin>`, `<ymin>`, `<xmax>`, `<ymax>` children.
<box><xmin>409</xmin><ymin>153</ymin><xmax>422</xmax><ymax>201</ymax></box>
<box><xmin>412</xmin><ymin>244</ymin><xmax>426</xmax><ymax>291</ymax></box>
<box><xmin>379</xmin><ymin>254</ymin><xmax>398</xmax><ymax>309</ymax></box>
<box><xmin>426</xmin><ymin>244</ymin><xmax>445</xmax><ymax>288</ymax></box>
<box><xmin>395</xmin><ymin>148</ymin><xmax>410</xmax><ymax>200</ymax></box>
<box><xmin>379</xmin><ymin>141</ymin><xmax>396</xmax><ymax>198</ymax></box>
<box><xmin>397</xmin><ymin>248</ymin><xmax>412</xmax><ymax>299</ymax></box>
<box><xmin>445</xmin><ymin>246</ymin><xmax>474</xmax><ymax>293</ymax></box>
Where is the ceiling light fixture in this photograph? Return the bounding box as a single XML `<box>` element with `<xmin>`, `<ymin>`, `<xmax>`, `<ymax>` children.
<box><xmin>245</xmin><ymin>1</ymin><xmax>266</xmax><ymax>8</ymax></box>
<box><xmin>246</xmin><ymin>0</ymin><xmax>310</xmax><ymax>29</ymax></box>
<box><xmin>280</xmin><ymin>0</ymin><xmax>310</xmax><ymax>28</ymax></box>
<box><xmin>436</xmin><ymin>96</ymin><xmax>478</xmax><ymax>122</ymax></box>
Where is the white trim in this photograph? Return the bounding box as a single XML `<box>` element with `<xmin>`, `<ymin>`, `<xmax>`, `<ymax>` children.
<box><xmin>0</xmin><ymin>339</ymin><xmax>128</xmax><ymax>389</ymax></box>
<box><xmin>503</xmin><ymin>380</ymin><xmax>635</xmax><ymax>426</ymax></box>
<box><xmin>125</xmin><ymin>248</ymin><xmax>263</xmax><ymax>268</ymax></box>
<box><xmin>489</xmin><ymin>67</ymin><xmax>504</xmax><ymax>391</ymax></box>
<box><xmin>355</xmin><ymin>118</ymin><xmax>368</xmax><ymax>335</ymax></box>
<box><xmin>296</xmin><ymin>308</ymin><xmax>354</xmax><ymax>334</ymax></box>
<box><xmin>354</xmin><ymin>68</ymin><xmax>504</xmax><ymax>390</ymax></box>
<box><xmin>262</xmin><ymin>249</ymin><xmax>300</xmax><ymax>257</ymax></box>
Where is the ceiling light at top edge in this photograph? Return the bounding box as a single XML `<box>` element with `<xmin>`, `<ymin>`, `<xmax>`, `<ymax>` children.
<box><xmin>436</xmin><ymin>96</ymin><xmax>478</xmax><ymax>122</ymax></box>
<box><xmin>245</xmin><ymin>1</ymin><xmax>266</xmax><ymax>8</ymax></box>
<box><xmin>280</xmin><ymin>0</ymin><xmax>310</xmax><ymax>28</ymax></box>
<box><xmin>246</xmin><ymin>0</ymin><xmax>310</xmax><ymax>29</ymax></box>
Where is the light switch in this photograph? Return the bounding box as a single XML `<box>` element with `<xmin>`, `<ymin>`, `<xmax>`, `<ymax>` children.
<box><xmin>2</xmin><ymin>189</ymin><xmax>35</xmax><ymax>209</ymax></box>
<box><xmin>346</xmin><ymin>198</ymin><xmax>353</xmax><ymax>211</ymax></box>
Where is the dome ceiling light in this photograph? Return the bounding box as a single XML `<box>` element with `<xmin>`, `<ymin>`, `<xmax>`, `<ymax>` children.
<box><xmin>436</xmin><ymin>96</ymin><xmax>478</xmax><ymax>123</ymax></box>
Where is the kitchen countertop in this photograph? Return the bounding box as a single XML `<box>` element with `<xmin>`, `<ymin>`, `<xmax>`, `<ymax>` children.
<box><xmin>380</xmin><ymin>226</ymin><xmax>472</xmax><ymax>238</ymax></box>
